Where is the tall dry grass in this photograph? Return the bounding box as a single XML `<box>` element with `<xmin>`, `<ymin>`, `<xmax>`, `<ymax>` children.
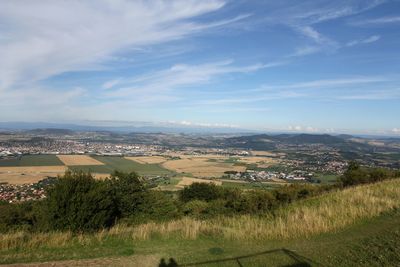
<box><xmin>124</xmin><ymin>179</ymin><xmax>400</xmax><ymax>240</ymax></box>
<box><xmin>1</xmin><ymin>179</ymin><xmax>400</xmax><ymax>251</ymax></box>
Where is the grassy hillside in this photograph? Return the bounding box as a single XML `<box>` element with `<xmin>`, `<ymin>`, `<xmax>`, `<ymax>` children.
<box><xmin>0</xmin><ymin>179</ymin><xmax>399</xmax><ymax>266</ymax></box>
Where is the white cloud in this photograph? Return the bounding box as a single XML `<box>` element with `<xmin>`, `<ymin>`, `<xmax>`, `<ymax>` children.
<box><xmin>104</xmin><ymin>60</ymin><xmax>269</xmax><ymax>98</ymax></box>
<box><xmin>346</xmin><ymin>35</ymin><xmax>380</xmax><ymax>47</ymax></box>
<box><xmin>351</xmin><ymin>16</ymin><xmax>400</xmax><ymax>26</ymax></box>
<box><xmin>289</xmin><ymin>46</ymin><xmax>321</xmax><ymax>57</ymax></box>
<box><xmin>392</xmin><ymin>128</ymin><xmax>400</xmax><ymax>135</ymax></box>
<box><xmin>102</xmin><ymin>79</ymin><xmax>122</xmax><ymax>90</ymax></box>
<box><xmin>259</xmin><ymin>1</ymin><xmax>385</xmax><ymax>56</ymax></box>
<box><xmin>168</xmin><ymin>120</ymin><xmax>238</xmax><ymax>128</ymax></box>
<box><xmin>0</xmin><ymin>0</ymin><xmax>232</xmax><ymax>90</ymax></box>
<box><xmin>256</xmin><ymin>77</ymin><xmax>390</xmax><ymax>91</ymax></box>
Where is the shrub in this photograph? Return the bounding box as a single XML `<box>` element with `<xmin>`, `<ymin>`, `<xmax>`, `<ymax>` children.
<box><xmin>227</xmin><ymin>190</ymin><xmax>276</xmax><ymax>213</ymax></box>
<box><xmin>127</xmin><ymin>190</ymin><xmax>180</xmax><ymax>224</ymax></box>
<box><xmin>340</xmin><ymin>161</ymin><xmax>399</xmax><ymax>187</ymax></box>
<box><xmin>180</xmin><ymin>183</ymin><xmax>221</xmax><ymax>202</ymax></box>
<box><xmin>183</xmin><ymin>200</ymin><xmax>209</xmax><ymax>216</ymax></box>
<box><xmin>45</xmin><ymin>171</ymin><xmax>118</xmax><ymax>232</ymax></box>
<box><xmin>108</xmin><ymin>171</ymin><xmax>145</xmax><ymax>217</ymax></box>
<box><xmin>0</xmin><ymin>202</ymin><xmax>36</xmax><ymax>232</ymax></box>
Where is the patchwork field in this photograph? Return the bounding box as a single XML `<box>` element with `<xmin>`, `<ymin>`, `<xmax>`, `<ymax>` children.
<box><xmin>0</xmin><ymin>155</ymin><xmax>64</xmax><ymax>167</ymax></box>
<box><xmin>0</xmin><ymin>166</ymin><xmax>67</xmax><ymax>184</ymax></box>
<box><xmin>125</xmin><ymin>156</ymin><xmax>167</xmax><ymax>164</ymax></box>
<box><xmin>0</xmin><ymin>153</ymin><xmax>280</xmax><ymax>184</ymax></box>
<box><xmin>237</xmin><ymin>156</ymin><xmax>277</xmax><ymax>167</ymax></box>
<box><xmin>162</xmin><ymin>157</ymin><xmax>246</xmax><ymax>178</ymax></box>
<box><xmin>0</xmin><ymin>155</ymin><xmax>172</xmax><ymax>184</ymax></box>
<box><xmin>56</xmin><ymin>155</ymin><xmax>104</xmax><ymax>166</ymax></box>
<box><xmin>69</xmin><ymin>156</ymin><xmax>172</xmax><ymax>176</ymax></box>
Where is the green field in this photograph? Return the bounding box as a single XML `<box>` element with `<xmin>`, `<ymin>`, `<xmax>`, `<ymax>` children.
<box><xmin>0</xmin><ymin>155</ymin><xmax>64</xmax><ymax>167</ymax></box>
<box><xmin>68</xmin><ymin>156</ymin><xmax>172</xmax><ymax>176</ymax></box>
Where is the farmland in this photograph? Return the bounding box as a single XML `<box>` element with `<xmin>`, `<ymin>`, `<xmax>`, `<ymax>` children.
<box><xmin>0</xmin><ymin>166</ymin><xmax>67</xmax><ymax>184</ymax></box>
<box><xmin>125</xmin><ymin>156</ymin><xmax>168</xmax><ymax>164</ymax></box>
<box><xmin>56</xmin><ymin>155</ymin><xmax>104</xmax><ymax>166</ymax></box>
<box><xmin>0</xmin><ymin>155</ymin><xmax>173</xmax><ymax>183</ymax></box>
<box><xmin>68</xmin><ymin>156</ymin><xmax>172</xmax><ymax>176</ymax></box>
<box><xmin>161</xmin><ymin>156</ymin><xmax>247</xmax><ymax>178</ymax></box>
<box><xmin>0</xmin><ymin>153</ymin><xmax>289</xmax><ymax>185</ymax></box>
<box><xmin>0</xmin><ymin>155</ymin><xmax>64</xmax><ymax>167</ymax></box>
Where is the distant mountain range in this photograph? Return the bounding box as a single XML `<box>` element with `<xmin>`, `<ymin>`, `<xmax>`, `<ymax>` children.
<box><xmin>0</xmin><ymin>121</ymin><xmax>255</xmax><ymax>134</ymax></box>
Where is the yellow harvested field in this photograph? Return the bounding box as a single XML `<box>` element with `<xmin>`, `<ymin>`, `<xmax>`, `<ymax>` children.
<box><xmin>57</xmin><ymin>155</ymin><xmax>104</xmax><ymax>166</ymax></box>
<box><xmin>0</xmin><ymin>166</ymin><xmax>67</xmax><ymax>184</ymax></box>
<box><xmin>250</xmin><ymin>151</ymin><xmax>276</xmax><ymax>156</ymax></box>
<box><xmin>238</xmin><ymin>156</ymin><xmax>277</xmax><ymax>166</ymax></box>
<box><xmin>176</xmin><ymin>177</ymin><xmax>222</xmax><ymax>188</ymax></box>
<box><xmin>162</xmin><ymin>157</ymin><xmax>245</xmax><ymax>178</ymax></box>
<box><xmin>125</xmin><ymin>156</ymin><xmax>167</xmax><ymax>164</ymax></box>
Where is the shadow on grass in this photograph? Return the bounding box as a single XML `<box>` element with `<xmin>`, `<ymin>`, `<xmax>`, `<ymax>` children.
<box><xmin>159</xmin><ymin>248</ymin><xmax>319</xmax><ymax>267</ymax></box>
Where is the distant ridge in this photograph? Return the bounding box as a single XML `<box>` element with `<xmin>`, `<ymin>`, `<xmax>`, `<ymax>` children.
<box><xmin>27</xmin><ymin>128</ymin><xmax>75</xmax><ymax>135</ymax></box>
<box><xmin>0</xmin><ymin>121</ymin><xmax>255</xmax><ymax>134</ymax></box>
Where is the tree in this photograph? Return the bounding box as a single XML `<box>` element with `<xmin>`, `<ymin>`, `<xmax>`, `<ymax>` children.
<box><xmin>108</xmin><ymin>171</ymin><xmax>146</xmax><ymax>217</ymax></box>
<box><xmin>45</xmin><ymin>171</ymin><xmax>118</xmax><ymax>232</ymax></box>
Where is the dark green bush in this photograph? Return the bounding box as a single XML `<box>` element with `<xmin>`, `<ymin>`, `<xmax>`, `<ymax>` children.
<box><xmin>0</xmin><ymin>201</ymin><xmax>37</xmax><ymax>232</ymax></box>
<box><xmin>108</xmin><ymin>171</ymin><xmax>145</xmax><ymax>217</ymax></box>
<box><xmin>340</xmin><ymin>161</ymin><xmax>399</xmax><ymax>187</ymax></box>
<box><xmin>45</xmin><ymin>171</ymin><xmax>118</xmax><ymax>232</ymax></box>
<box><xmin>180</xmin><ymin>183</ymin><xmax>222</xmax><ymax>202</ymax></box>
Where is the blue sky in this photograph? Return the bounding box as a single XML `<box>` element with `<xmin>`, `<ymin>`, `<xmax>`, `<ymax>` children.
<box><xmin>0</xmin><ymin>0</ymin><xmax>399</xmax><ymax>135</ymax></box>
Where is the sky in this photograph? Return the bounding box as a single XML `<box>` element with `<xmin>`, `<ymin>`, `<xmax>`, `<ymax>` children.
<box><xmin>0</xmin><ymin>0</ymin><xmax>399</xmax><ymax>135</ymax></box>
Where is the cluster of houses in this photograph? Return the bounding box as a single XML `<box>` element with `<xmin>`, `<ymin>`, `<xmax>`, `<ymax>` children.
<box><xmin>0</xmin><ymin>178</ymin><xmax>56</xmax><ymax>203</ymax></box>
<box><xmin>225</xmin><ymin>170</ymin><xmax>312</xmax><ymax>182</ymax></box>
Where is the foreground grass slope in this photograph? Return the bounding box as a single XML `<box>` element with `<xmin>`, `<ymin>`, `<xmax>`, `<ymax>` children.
<box><xmin>1</xmin><ymin>179</ymin><xmax>399</xmax><ymax>266</ymax></box>
<box><xmin>103</xmin><ymin>178</ymin><xmax>400</xmax><ymax>241</ymax></box>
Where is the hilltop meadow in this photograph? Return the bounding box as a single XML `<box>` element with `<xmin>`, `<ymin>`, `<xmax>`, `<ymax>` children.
<box><xmin>0</xmin><ymin>163</ymin><xmax>399</xmax><ymax>266</ymax></box>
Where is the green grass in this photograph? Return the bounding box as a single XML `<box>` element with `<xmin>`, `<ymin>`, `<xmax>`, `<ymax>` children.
<box><xmin>0</xmin><ymin>155</ymin><xmax>64</xmax><ymax>167</ymax></box>
<box><xmin>69</xmin><ymin>156</ymin><xmax>172</xmax><ymax>177</ymax></box>
<box><xmin>1</xmin><ymin>211</ymin><xmax>399</xmax><ymax>266</ymax></box>
<box><xmin>1</xmin><ymin>180</ymin><xmax>400</xmax><ymax>266</ymax></box>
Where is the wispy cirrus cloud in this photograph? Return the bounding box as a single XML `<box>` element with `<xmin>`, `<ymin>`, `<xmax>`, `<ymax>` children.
<box><xmin>0</xmin><ymin>0</ymin><xmax>242</xmax><ymax>90</ymax></box>
<box><xmin>195</xmin><ymin>76</ymin><xmax>397</xmax><ymax>106</ymax></box>
<box><xmin>102</xmin><ymin>60</ymin><xmax>280</xmax><ymax>98</ymax></box>
<box><xmin>346</xmin><ymin>35</ymin><xmax>381</xmax><ymax>47</ymax></box>
<box><xmin>259</xmin><ymin>0</ymin><xmax>386</xmax><ymax>56</ymax></box>
<box><xmin>350</xmin><ymin>16</ymin><xmax>400</xmax><ymax>26</ymax></box>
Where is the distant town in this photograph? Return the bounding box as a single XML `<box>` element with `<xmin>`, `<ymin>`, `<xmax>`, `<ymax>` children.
<box><xmin>1</xmin><ymin>129</ymin><xmax>399</xmax><ymax>203</ymax></box>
